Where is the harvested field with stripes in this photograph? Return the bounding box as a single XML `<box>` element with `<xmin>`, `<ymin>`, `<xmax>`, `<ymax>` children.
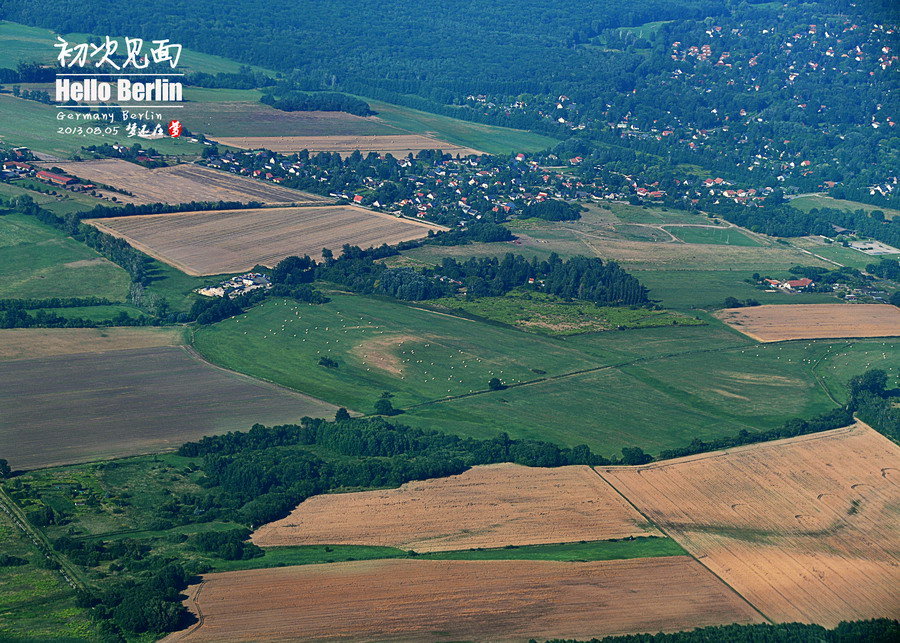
<box><xmin>716</xmin><ymin>303</ymin><xmax>900</xmax><ymax>342</ymax></box>
<box><xmin>39</xmin><ymin>159</ymin><xmax>329</xmax><ymax>205</ymax></box>
<box><xmin>599</xmin><ymin>422</ymin><xmax>900</xmax><ymax>626</ymax></box>
<box><xmin>165</xmin><ymin>557</ymin><xmax>764</xmax><ymax>642</ymax></box>
<box><xmin>86</xmin><ymin>205</ymin><xmax>443</xmax><ymax>275</ymax></box>
<box><xmin>252</xmin><ymin>463</ymin><xmax>660</xmax><ymax>551</ymax></box>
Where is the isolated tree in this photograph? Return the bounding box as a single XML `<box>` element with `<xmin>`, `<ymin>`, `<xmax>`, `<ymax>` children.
<box><xmin>334</xmin><ymin>408</ymin><xmax>351</xmax><ymax>422</ymax></box>
<box><xmin>374</xmin><ymin>398</ymin><xmax>396</xmax><ymax>415</ymax></box>
<box><xmin>488</xmin><ymin>377</ymin><xmax>505</xmax><ymax>391</ymax></box>
<box><xmin>0</xmin><ymin>458</ymin><xmax>10</xmax><ymax>478</ymax></box>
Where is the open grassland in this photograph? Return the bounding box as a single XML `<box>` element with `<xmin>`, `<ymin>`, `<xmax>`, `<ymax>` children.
<box><xmin>0</xmin><ymin>95</ymin><xmax>203</xmax><ymax>158</ymax></box>
<box><xmin>193</xmin><ymin>294</ymin><xmax>898</xmax><ymax>455</ymax></box>
<box><xmin>400</xmin><ymin>337</ymin><xmax>898</xmax><ymax>453</ymax></box>
<box><xmin>180</xmin><ymin>89</ymin><xmax>402</xmax><ymax>137</ymax></box>
<box><xmin>790</xmin><ymin>194</ymin><xmax>900</xmax><ymax>220</ymax></box>
<box><xmin>0</xmin><ymin>212</ymin><xmax>131</xmax><ymax>299</ymax></box>
<box><xmin>600</xmin><ymin>423</ymin><xmax>900</xmax><ymax>626</ymax></box>
<box><xmin>667</xmin><ymin>225</ymin><xmax>761</xmax><ymax>246</ymax></box>
<box><xmin>39</xmin><ymin>159</ymin><xmax>328</xmax><ymax>205</ymax></box>
<box><xmin>428</xmin><ymin>291</ymin><xmax>702</xmax><ymax>335</ymax></box>
<box><xmin>364</xmin><ymin>98</ymin><xmax>558</xmax><ymax>155</ymax></box>
<box><xmin>166</xmin><ymin>557</ymin><xmax>763</xmax><ymax>642</ymax></box>
<box><xmin>0</xmin><ymin>507</ymin><xmax>100</xmax><ymax>640</ymax></box>
<box><xmin>0</xmin><ymin>345</ymin><xmax>337</xmax><ymax>470</ymax></box>
<box><xmin>211</xmin><ymin>134</ymin><xmax>482</xmax><ymax>156</ymax></box>
<box><xmin>0</xmin><ymin>327</ymin><xmax>184</xmax><ymax>361</ymax></box>
<box><xmin>1</xmin><ymin>177</ymin><xmax>117</xmax><ymax>215</ymax></box>
<box><xmin>717</xmin><ymin>304</ymin><xmax>900</xmax><ymax>342</ymax></box>
<box><xmin>635</xmin><ymin>269</ymin><xmax>840</xmax><ymax>311</ymax></box>
<box><xmin>88</xmin><ymin>205</ymin><xmax>443</xmax><ymax>275</ymax></box>
<box><xmin>789</xmin><ymin>237</ymin><xmax>887</xmax><ymax>270</ymax></box>
<box><xmin>252</xmin><ymin>463</ymin><xmax>660</xmax><ymax>551</ymax></box>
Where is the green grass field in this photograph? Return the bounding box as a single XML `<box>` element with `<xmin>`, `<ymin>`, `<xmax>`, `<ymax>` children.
<box><xmin>213</xmin><ymin>537</ymin><xmax>684</xmax><ymax>572</ymax></box>
<box><xmin>636</xmin><ymin>269</ymin><xmax>840</xmax><ymax>311</ymax></box>
<box><xmin>364</xmin><ymin>98</ymin><xmax>558</xmax><ymax>155</ymax></box>
<box><xmin>0</xmin><ymin>94</ymin><xmax>205</xmax><ymax>158</ymax></box>
<box><xmin>668</xmin><ymin>226</ymin><xmax>761</xmax><ymax>246</ymax></box>
<box><xmin>192</xmin><ymin>292</ymin><xmax>892</xmax><ymax>456</ymax></box>
<box><xmin>0</xmin><ymin>212</ymin><xmax>131</xmax><ymax>299</ymax></box>
<box><xmin>790</xmin><ymin>194</ymin><xmax>900</xmax><ymax>220</ymax></box>
<box><xmin>428</xmin><ymin>291</ymin><xmax>702</xmax><ymax>335</ymax></box>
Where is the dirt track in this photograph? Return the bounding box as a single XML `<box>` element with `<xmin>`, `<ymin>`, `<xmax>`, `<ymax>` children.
<box><xmin>599</xmin><ymin>422</ymin><xmax>900</xmax><ymax>626</ymax></box>
<box><xmin>716</xmin><ymin>303</ymin><xmax>900</xmax><ymax>342</ymax></box>
<box><xmin>164</xmin><ymin>557</ymin><xmax>764</xmax><ymax>642</ymax></box>
<box><xmin>252</xmin><ymin>463</ymin><xmax>660</xmax><ymax>551</ymax></box>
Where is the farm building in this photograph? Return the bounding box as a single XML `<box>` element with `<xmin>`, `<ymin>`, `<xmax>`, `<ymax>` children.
<box><xmin>36</xmin><ymin>170</ymin><xmax>77</xmax><ymax>186</ymax></box>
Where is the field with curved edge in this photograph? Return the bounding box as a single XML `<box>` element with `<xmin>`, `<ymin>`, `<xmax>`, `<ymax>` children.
<box><xmin>252</xmin><ymin>463</ymin><xmax>660</xmax><ymax>551</ymax></box>
<box><xmin>599</xmin><ymin>422</ymin><xmax>900</xmax><ymax>627</ymax></box>
<box><xmin>164</xmin><ymin>557</ymin><xmax>764</xmax><ymax>642</ymax></box>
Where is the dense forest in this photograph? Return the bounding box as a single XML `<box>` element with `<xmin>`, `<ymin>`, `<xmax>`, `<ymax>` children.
<box><xmin>2</xmin><ymin>0</ymin><xmax>896</xmax><ymax>197</ymax></box>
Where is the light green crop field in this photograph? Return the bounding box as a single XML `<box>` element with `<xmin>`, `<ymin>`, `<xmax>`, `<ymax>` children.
<box><xmin>667</xmin><ymin>226</ymin><xmax>761</xmax><ymax>246</ymax></box>
<box><xmin>33</xmin><ymin>304</ymin><xmax>145</xmax><ymax>321</ymax></box>
<box><xmin>790</xmin><ymin>194</ymin><xmax>900</xmax><ymax>220</ymax></box>
<box><xmin>428</xmin><ymin>291</ymin><xmax>702</xmax><ymax>335</ymax></box>
<box><xmin>0</xmin><ymin>212</ymin><xmax>131</xmax><ymax>299</ymax></box>
<box><xmin>0</xmin><ymin>509</ymin><xmax>100</xmax><ymax>641</ymax></box>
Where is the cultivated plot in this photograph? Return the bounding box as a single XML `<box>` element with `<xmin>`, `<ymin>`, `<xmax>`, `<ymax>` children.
<box><xmin>86</xmin><ymin>206</ymin><xmax>443</xmax><ymax>275</ymax></box>
<box><xmin>0</xmin><ymin>345</ymin><xmax>338</xmax><ymax>470</ymax></box>
<box><xmin>211</xmin><ymin>134</ymin><xmax>482</xmax><ymax>156</ymax></box>
<box><xmin>599</xmin><ymin>423</ymin><xmax>900</xmax><ymax>626</ymax></box>
<box><xmin>252</xmin><ymin>463</ymin><xmax>659</xmax><ymax>551</ymax></box>
<box><xmin>38</xmin><ymin>160</ymin><xmax>329</xmax><ymax>206</ymax></box>
<box><xmin>166</xmin><ymin>557</ymin><xmax>764</xmax><ymax>642</ymax></box>
<box><xmin>0</xmin><ymin>327</ymin><xmax>183</xmax><ymax>361</ymax></box>
<box><xmin>716</xmin><ymin>303</ymin><xmax>900</xmax><ymax>342</ymax></box>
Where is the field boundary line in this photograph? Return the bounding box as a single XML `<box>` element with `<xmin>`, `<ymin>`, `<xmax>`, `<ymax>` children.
<box><xmin>181</xmin><ymin>344</ymin><xmax>344</xmax><ymax>412</ymax></box>
<box><xmin>589</xmin><ymin>467</ymin><xmax>774</xmax><ymax>625</ymax></box>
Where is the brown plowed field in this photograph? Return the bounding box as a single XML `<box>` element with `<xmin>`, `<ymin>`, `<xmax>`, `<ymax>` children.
<box><xmin>599</xmin><ymin>422</ymin><xmax>900</xmax><ymax>626</ymax></box>
<box><xmin>86</xmin><ymin>206</ymin><xmax>443</xmax><ymax>275</ymax></box>
<box><xmin>39</xmin><ymin>159</ymin><xmax>329</xmax><ymax>205</ymax></box>
<box><xmin>252</xmin><ymin>463</ymin><xmax>659</xmax><ymax>551</ymax></box>
<box><xmin>164</xmin><ymin>557</ymin><xmax>764</xmax><ymax>642</ymax></box>
<box><xmin>0</xmin><ymin>345</ymin><xmax>338</xmax><ymax>470</ymax></box>
<box><xmin>211</xmin><ymin>134</ymin><xmax>482</xmax><ymax>157</ymax></box>
<box><xmin>0</xmin><ymin>327</ymin><xmax>184</xmax><ymax>361</ymax></box>
<box><xmin>716</xmin><ymin>303</ymin><xmax>900</xmax><ymax>342</ymax></box>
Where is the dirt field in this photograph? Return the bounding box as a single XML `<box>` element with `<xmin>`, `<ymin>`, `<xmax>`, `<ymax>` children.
<box><xmin>38</xmin><ymin>159</ymin><xmax>329</xmax><ymax>206</ymax></box>
<box><xmin>599</xmin><ymin>422</ymin><xmax>900</xmax><ymax>626</ymax></box>
<box><xmin>165</xmin><ymin>557</ymin><xmax>763</xmax><ymax>642</ymax></box>
<box><xmin>211</xmin><ymin>134</ymin><xmax>482</xmax><ymax>157</ymax></box>
<box><xmin>86</xmin><ymin>206</ymin><xmax>444</xmax><ymax>275</ymax></box>
<box><xmin>0</xmin><ymin>346</ymin><xmax>338</xmax><ymax>470</ymax></box>
<box><xmin>0</xmin><ymin>327</ymin><xmax>184</xmax><ymax>361</ymax></box>
<box><xmin>716</xmin><ymin>303</ymin><xmax>900</xmax><ymax>342</ymax></box>
<box><xmin>252</xmin><ymin>463</ymin><xmax>659</xmax><ymax>551</ymax></box>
